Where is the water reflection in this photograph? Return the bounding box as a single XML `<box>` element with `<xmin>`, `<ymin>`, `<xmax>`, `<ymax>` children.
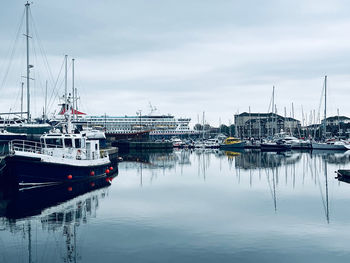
<box><xmin>0</xmin><ymin>173</ymin><xmax>117</xmax><ymax>263</ymax></box>
<box><xmin>2</xmin><ymin>150</ymin><xmax>350</xmax><ymax>262</ymax></box>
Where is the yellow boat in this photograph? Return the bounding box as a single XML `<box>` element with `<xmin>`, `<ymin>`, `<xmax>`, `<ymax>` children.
<box><xmin>220</xmin><ymin>137</ymin><xmax>245</xmax><ymax>149</ymax></box>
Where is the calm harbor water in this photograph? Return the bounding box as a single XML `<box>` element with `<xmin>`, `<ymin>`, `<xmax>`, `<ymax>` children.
<box><xmin>2</xmin><ymin>149</ymin><xmax>350</xmax><ymax>262</ymax></box>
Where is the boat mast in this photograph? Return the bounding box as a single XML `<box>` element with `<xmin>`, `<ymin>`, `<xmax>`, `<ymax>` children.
<box><xmin>65</xmin><ymin>55</ymin><xmax>68</xmax><ymax>106</ymax></box>
<box><xmin>249</xmin><ymin>106</ymin><xmax>251</xmax><ymax>138</ymax></box>
<box><xmin>21</xmin><ymin>82</ymin><xmax>24</xmax><ymax>120</ymax></box>
<box><xmin>324</xmin><ymin>75</ymin><xmax>327</xmax><ymax>139</ymax></box>
<box><xmin>25</xmin><ymin>1</ymin><xmax>31</xmax><ymax>122</ymax></box>
<box><xmin>72</xmin><ymin>58</ymin><xmax>75</xmax><ymax>120</ymax></box>
<box><xmin>44</xmin><ymin>80</ymin><xmax>47</xmax><ymax>120</ymax></box>
<box><xmin>271</xmin><ymin>86</ymin><xmax>275</xmax><ymax>136</ymax></box>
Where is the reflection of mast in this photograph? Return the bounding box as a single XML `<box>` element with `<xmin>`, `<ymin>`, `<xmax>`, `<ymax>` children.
<box><xmin>272</xmin><ymin>167</ymin><xmax>277</xmax><ymax>212</ymax></box>
<box><xmin>324</xmin><ymin>162</ymin><xmax>329</xmax><ymax>223</ymax></box>
<box><xmin>27</xmin><ymin>221</ymin><xmax>32</xmax><ymax>263</ymax></box>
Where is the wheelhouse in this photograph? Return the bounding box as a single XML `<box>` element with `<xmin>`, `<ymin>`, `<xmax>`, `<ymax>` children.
<box><xmin>40</xmin><ymin>133</ymin><xmax>86</xmax><ymax>149</ymax></box>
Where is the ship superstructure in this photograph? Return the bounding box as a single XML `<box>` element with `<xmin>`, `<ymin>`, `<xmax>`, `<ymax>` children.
<box><xmin>78</xmin><ymin>115</ymin><xmax>199</xmax><ymax>138</ymax></box>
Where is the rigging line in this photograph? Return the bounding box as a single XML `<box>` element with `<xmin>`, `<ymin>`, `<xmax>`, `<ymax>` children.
<box><xmin>46</xmin><ymin>56</ymin><xmax>65</xmax><ymax>112</ymax></box>
<box><xmin>0</xmin><ymin>9</ymin><xmax>25</xmax><ymax>92</ymax></box>
<box><xmin>47</xmin><ymin>60</ymin><xmax>73</xmax><ymax>113</ymax></box>
<box><xmin>29</xmin><ymin>9</ymin><xmax>56</xmax><ymax>86</ymax></box>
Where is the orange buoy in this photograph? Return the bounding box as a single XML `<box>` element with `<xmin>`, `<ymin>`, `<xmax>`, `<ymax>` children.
<box><xmin>90</xmin><ymin>182</ymin><xmax>95</xmax><ymax>187</ymax></box>
<box><xmin>67</xmin><ymin>175</ymin><xmax>73</xmax><ymax>180</ymax></box>
<box><xmin>105</xmin><ymin>169</ymin><xmax>110</xmax><ymax>174</ymax></box>
<box><xmin>90</xmin><ymin>171</ymin><xmax>95</xmax><ymax>176</ymax></box>
<box><xmin>109</xmin><ymin>167</ymin><xmax>113</xmax><ymax>171</ymax></box>
<box><xmin>67</xmin><ymin>186</ymin><xmax>73</xmax><ymax>191</ymax></box>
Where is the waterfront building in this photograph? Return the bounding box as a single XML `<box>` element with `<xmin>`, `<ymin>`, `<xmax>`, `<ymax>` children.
<box><xmin>234</xmin><ymin>112</ymin><xmax>301</xmax><ymax>138</ymax></box>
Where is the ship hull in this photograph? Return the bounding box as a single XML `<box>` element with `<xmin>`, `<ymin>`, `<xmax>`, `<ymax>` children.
<box><xmin>311</xmin><ymin>142</ymin><xmax>347</xmax><ymax>150</ymax></box>
<box><xmin>4</xmin><ymin>155</ymin><xmax>113</xmax><ymax>186</ymax></box>
<box><xmin>260</xmin><ymin>143</ymin><xmax>291</xmax><ymax>151</ymax></box>
<box><xmin>219</xmin><ymin>142</ymin><xmax>245</xmax><ymax>149</ymax></box>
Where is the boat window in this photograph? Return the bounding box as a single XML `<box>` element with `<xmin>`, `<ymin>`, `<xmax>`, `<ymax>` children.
<box><xmin>95</xmin><ymin>144</ymin><xmax>98</xmax><ymax>150</ymax></box>
<box><xmin>45</xmin><ymin>138</ymin><xmax>63</xmax><ymax>148</ymax></box>
<box><xmin>75</xmin><ymin>139</ymin><xmax>81</xmax><ymax>148</ymax></box>
<box><xmin>64</xmin><ymin>138</ymin><xmax>73</xmax><ymax>148</ymax></box>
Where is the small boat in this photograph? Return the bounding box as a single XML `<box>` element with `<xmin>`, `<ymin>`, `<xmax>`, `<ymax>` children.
<box><xmin>5</xmin><ymin>96</ymin><xmax>113</xmax><ymax>187</ymax></box>
<box><xmin>336</xmin><ymin>169</ymin><xmax>350</xmax><ymax>178</ymax></box>
<box><xmin>312</xmin><ymin>140</ymin><xmax>347</xmax><ymax>151</ymax></box>
<box><xmin>219</xmin><ymin>137</ymin><xmax>245</xmax><ymax>149</ymax></box>
<box><xmin>171</xmin><ymin>137</ymin><xmax>184</xmax><ymax>148</ymax></box>
<box><xmin>204</xmin><ymin>138</ymin><xmax>220</xmax><ymax>148</ymax></box>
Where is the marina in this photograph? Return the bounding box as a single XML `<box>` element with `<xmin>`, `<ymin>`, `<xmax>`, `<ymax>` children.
<box><xmin>1</xmin><ymin>1</ymin><xmax>350</xmax><ymax>263</ymax></box>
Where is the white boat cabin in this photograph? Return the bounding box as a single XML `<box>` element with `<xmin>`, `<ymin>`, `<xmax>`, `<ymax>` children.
<box><xmin>40</xmin><ymin>133</ymin><xmax>102</xmax><ymax>161</ymax></box>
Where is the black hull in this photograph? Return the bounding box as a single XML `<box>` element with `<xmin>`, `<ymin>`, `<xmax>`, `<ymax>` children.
<box><xmin>260</xmin><ymin>143</ymin><xmax>291</xmax><ymax>151</ymax></box>
<box><xmin>4</xmin><ymin>155</ymin><xmax>113</xmax><ymax>185</ymax></box>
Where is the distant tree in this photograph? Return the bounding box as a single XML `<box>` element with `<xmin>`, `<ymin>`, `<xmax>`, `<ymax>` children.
<box><xmin>219</xmin><ymin>124</ymin><xmax>229</xmax><ymax>134</ymax></box>
<box><xmin>194</xmin><ymin>123</ymin><xmax>203</xmax><ymax>131</ymax></box>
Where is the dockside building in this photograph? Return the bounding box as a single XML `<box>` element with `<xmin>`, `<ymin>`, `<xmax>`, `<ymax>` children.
<box><xmin>234</xmin><ymin>112</ymin><xmax>301</xmax><ymax>138</ymax></box>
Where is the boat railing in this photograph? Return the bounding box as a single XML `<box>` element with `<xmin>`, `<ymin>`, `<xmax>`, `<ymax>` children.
<box><xmin>9</xmin><ymin>139</ymin><xmax>64</xmax><ymax>154</ymax></box>
<box><xmin>9</xmin><ymin>140</ymin><xmax>43</xmax><ymax>154</ymax></box>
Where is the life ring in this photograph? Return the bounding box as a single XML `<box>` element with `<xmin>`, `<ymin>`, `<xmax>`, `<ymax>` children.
<box><xmin>76</xmin><ymin>149</ymin><xmax>82</xmax><ymax>160</ymax></box>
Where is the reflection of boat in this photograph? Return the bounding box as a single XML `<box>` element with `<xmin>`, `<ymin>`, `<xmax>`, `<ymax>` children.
<box><xmin>0</xmin><ymin>173</ymin><xmax>116</xmax><ymax>219</ymax></box>
<box><xmin>220</xmin><ymin>137</ymin><xmax>245</xmax><ymax>149</ymax></box>
<box><xmin>224</xmin><ymin>151</ymin><xmax>241</xmax><ymax>159</ymax></box>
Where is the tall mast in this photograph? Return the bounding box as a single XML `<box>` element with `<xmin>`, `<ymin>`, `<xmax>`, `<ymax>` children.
<box><xmin>25</xmin><ymin>1</ymin><xmax>31</xmax><ymax>122</ymax></box>
<box><xmin>44</xmin><ymin>80</ymin><xmax>47</xmax><ymax>120</ymax></box>
<box><xmin>272</xmin><ymin>86</ymin><xmax>275</xmax><ymax>136</ymax></box>
<box><xmin>21</xmin><ymin>82</ymin><xmax>24</xmax><ymax>120</ymax></box>
<box><xmin>249</xmin><ymin>106</ymin><xmax>251</xmax><ymax>138</ymax></box>
<box><xmin>72</xmin><ymin>58</ymin><xmax>75</xmax><ymax>120</ymax></box>
<box><xmin>324</xmin><ymin>75</ymin><xmax>327</xmax><ymax>139</ymax></box>
<box><xmin>64</xmin><ymin>55</ymin><xmax>68</xmax><ymax>105</ymax></box>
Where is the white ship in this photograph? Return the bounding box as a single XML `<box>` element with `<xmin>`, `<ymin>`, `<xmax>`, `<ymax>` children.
<box><xmin>77</xmin><ymin>115</ymin><xmax>199</xmax><ymax>138</ymax></box>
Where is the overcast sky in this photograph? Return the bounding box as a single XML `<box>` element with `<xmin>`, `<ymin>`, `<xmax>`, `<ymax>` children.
<box><xmin>1</xmin><ymin>0</ymin><xmax>350</xmax><ymax>126</ymax></box>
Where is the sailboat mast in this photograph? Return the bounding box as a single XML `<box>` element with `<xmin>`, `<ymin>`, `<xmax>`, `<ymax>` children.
<box><xmin>65</xmin><ymin>55</ymin><xmax>68</xmax><ymax>105</ymax></box>
<box><xmin>72</xmin><ymin>58</ymin><xmax>75</xmax><ymax>120</ymax></box>
<box><xmin>272</xmin><ymin>86</ymin><xmax>275</xmax><ymax>136</ymax></box>
<box><xmin>21</xmin><ymin>82</ymin><xmax>24</xmax><ymax>120</ymax></box>
<box><xmin>25</xmin><ymin>1</ymin><xmax>30</xmax><ymax>122</ymax></box>
<box><xmin>324</xmin><ymin>75</ymin><xmax>327</xmax><ymax>138</ymax></box>
<box><xmin>44</xmin><ymin>80</ymin><xmax>47</xmax><ymax>120</ymax></box>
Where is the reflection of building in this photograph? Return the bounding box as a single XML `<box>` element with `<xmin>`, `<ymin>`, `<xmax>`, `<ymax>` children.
<box><xmin>234</xmin><ymin>112</ymin><xmax>300</xmax><ymax>138</ymax></box>
<box><xmin>234</xmin><ymin>151</ymin><xmax>302</xmax><ymax>169</ymax></box>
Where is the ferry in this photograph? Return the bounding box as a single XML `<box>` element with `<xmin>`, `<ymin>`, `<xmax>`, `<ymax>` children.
<box><xmin>77</xmin><ymin>115</ymin><xmax>199</xmax><ymax>139</ymax></box>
